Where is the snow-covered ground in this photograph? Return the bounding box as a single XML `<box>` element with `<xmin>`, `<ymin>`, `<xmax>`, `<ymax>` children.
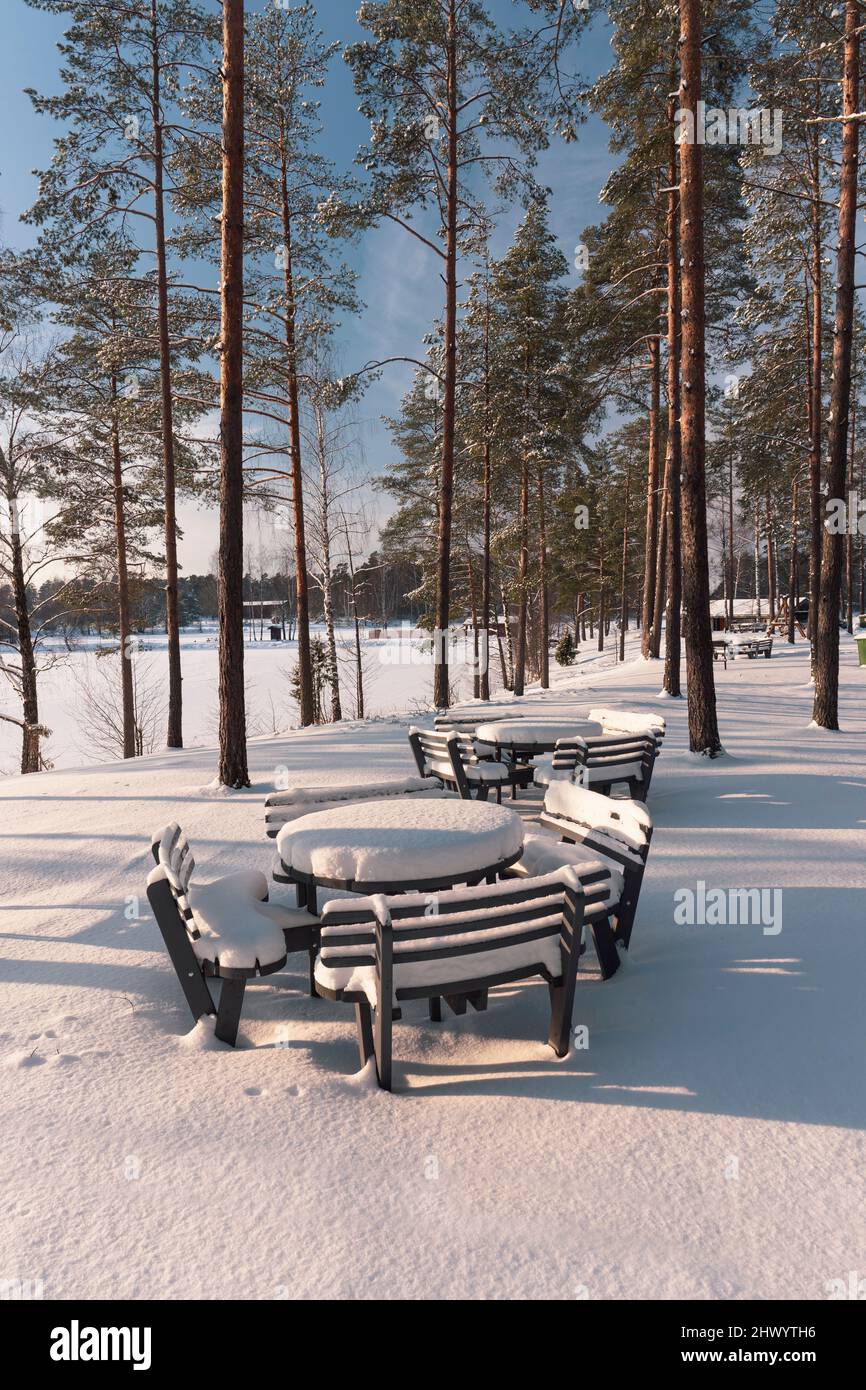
<box><xmin>1</xmin><ymin>637</ymin><xmax>864</xmax><ymax>1300</ymax></box>
<box><xmin>0</xmin><ymin>622</ymin><xmax>504</xmax><ymax>773</ymax></box>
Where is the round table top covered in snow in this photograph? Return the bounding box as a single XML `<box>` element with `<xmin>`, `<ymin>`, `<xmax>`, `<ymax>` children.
<box><xmin>474</xmin><ymin>717</ymin><xmax>603</xmax><ymax>751</ymax></box>
<box><xmin>276</xmin><ymin>796</ymin><xmax>524</xmax><ymax>889</ymax></box>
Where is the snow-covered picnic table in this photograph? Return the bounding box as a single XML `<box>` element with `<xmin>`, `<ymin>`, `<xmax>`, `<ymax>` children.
<box><xmin>275</xmin><ymin>797</ymin><xmax>524</xmax><ymax>914</ymax></box>
<box><xmin>475</xmin><ymin>716</ymin><xmax>603</xmax><ymax>758</ymax></box>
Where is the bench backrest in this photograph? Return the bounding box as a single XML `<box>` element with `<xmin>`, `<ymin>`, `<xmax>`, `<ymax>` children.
<box><xmin>548</xmin><ymin>732</ymin><xmax>656</xmax><ymax>777</ymax></box>
<box><xmin>318</xmin><ymin>869</ymin><xmax>592</xmax><ymax>982</ymax></box>
<box><xmin>149</xmin><ymin>823</ymin><xmax>199</xmax><ymax>939</ymax></box>
<box><xmin>433</xmin><ymin>711</ymin><xmax>524</xmax><ymax>734</ymax></box>
<box><xmin>587</xmin><ymin>707</ymin><xmax>665</xmax><ymax>748</ymax></box>
<box><xmin>577</xmin><ymin>733</ymin><xmax>656</xmax><ymax>775</ymax></box>
<box><xmin>263</xmin><ymin>778</ymin><xmax>430</xmax><ymax>838</ymax></box>
<box><xmin>408</xmin><ymin>726</ymin><xmax>476</xmax><ymax>794</ymax></box>
<box><xmin>542</xmin><ymin>782</ymin><xmax>653</xmax><ymax>869</ymax></box>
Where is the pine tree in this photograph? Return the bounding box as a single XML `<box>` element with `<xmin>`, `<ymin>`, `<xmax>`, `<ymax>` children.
<box><xmin>334</xmin><ymin>0</ymin><xmax>585</xmax><ymax>706</ymax></box>
<box><xmin>217</xmin><ymin>0</ymin><xmax>249</xmax><ymax>788</ymax></box>
<box><xmin>812</xmin><ymin>0</ymin><xmax>861</xmax><ymax>729</ymax></box>
<box><xmin>25</xmin><ymin>0</ymin><xmax>217</xmax><ymax>750</ymax></box>
<box><xmin>554</xmin><ymin>629</ymin><xmax>575</xmax><ymax>666</ymax></box>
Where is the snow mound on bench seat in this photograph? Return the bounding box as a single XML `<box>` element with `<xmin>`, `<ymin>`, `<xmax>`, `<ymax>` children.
<box><xmin>543</xmin><ymin>782</ymin><xmax>651</xmax><ymax>855</ymax></box>
<box><xmin>514</xmin><ymin>832</ymin><xmax>624</xmax><ymax>899</ymax></box>
<box><xmin>189</xmin><ymin>870</ymin><xmax>317</xmax><ymax>971</ymax></box>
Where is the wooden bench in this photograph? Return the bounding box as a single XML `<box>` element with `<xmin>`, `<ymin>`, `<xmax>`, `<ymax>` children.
<box><xmin>312</xmin><ymin>869</ymin><xmax>593</xmax><ymax>1090</ymax></box>
<box><xmin>408</xmin><ymin>726</ymin><xmax>531</xmax><ymax>801</ymax></box>
<box><xmin>587</xmin><ymin>707</ymin><xmax>666</xmax><ymax>750</ymax></box>
<box><xmin>433</xmin><ymin>711</ymin><xmax>524</xmax><ymax>756</ymax></box>
<box><xmin>534</xmin><ymin>732</ymin><xmax>658</xmax><ymax>800</ymax></box>
<box><xmin>514</xmin><ymin>784</ymin><xmax>653</xmax><ymax>977</ymax></box>
<box><xmin>147</xmin><ymin>824</ymin><xmax>318</xmax><ymax>1045</ymax></box>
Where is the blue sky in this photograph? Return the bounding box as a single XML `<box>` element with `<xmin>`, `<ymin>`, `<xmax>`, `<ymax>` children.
<box><xmin>0</xmin><ymin>1</ymin><xmax>618</xmax><ymax>572</ymax></box>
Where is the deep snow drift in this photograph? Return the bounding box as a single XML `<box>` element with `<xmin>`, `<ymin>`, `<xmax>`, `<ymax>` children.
<box><xmin>1</xmin><ymin>638</ymin><xmax>864</xmax><ymax>1300</ymax></box>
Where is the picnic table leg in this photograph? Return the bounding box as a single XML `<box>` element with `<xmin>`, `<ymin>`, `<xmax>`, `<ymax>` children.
<box><xmin>354</xmin><ymin>1001</ymin><xmax>374</xmax><ymax>1066</ymax></box>
<box><xmin>214</xmin><ymin>978</ymin><xmax>246</xmax><ymax>1047</ymax></box>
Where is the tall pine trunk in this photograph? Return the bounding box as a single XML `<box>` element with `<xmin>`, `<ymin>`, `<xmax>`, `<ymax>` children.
<box><xmin>217</xmin><ymin>0</ymin><xmax>249</xmax><ymax>787</ymax></box>
<box><xmin>344</xmin><ymin>519</ymin><xmax>364</xmax><ymax>720</ymax></box>
<box><xmin>727</xmin><ymin>427</ymin><xmax>735</xmax><ymax>624</ymax></box>
<box><xmin>433</xmin><ymin>0</ymin><xmax>458</xmax><ymax>708</ymax></box>
<box><xmin>651</xmin><ymin>471</ymin><xmax>667</xmax><ymax>658</ymax></box>
<box><xmin>8</xmin><ymin>509</ymin><xmax>40</xmax><ymax>774</ymax></box>
<box><xmin>620</xmin><ymin>461</ymin><xmax>631</xmax><ymax>662</ymax></box>
<box><xmin>313</xmin><ymin>399</ymin><xmax>342</xmax><ymax>722</ymax></box>
<box><xmin>662</xmin><ymin>94</ymin><xmax>681</xmax><ymax>693</ymax></box>
<box><xmin>808</xmin><ymin>126</ymin><xmax>823</xmax><ymax>653</ymax></box>
<box><xmin>787</xmin><ymin>477</ymin><xmax>798</xmax><ymax>644</ymax></box>
<box><xmin>846</xmin><ymin>391</ymin><xmax>856</xmax><ymax>631</ymax></box>
<box><xmin>641</xmin><ymin>334</ymin><xmax>661</xmax><ymax>656</ymax></box>
<box><xmin>514</xmin><ymin>459</ymin><xmax>529</xmax><ymax>695</ymax></box>
<box><xmin>480</xmin><ymin>282</ymin><xmax>492</xmax><ymax>701</ymax></box>
<box><xmin>110</xmin><ymin>370</ymin><xmax>136</xmax><ymax>758</ymax></box>
<box><xmin>150</xmin><ymin>0</ymin><xmax>183</xmax><ymax>748</ymax></box>
<box><xmin>813</xmin><ymin>0</ymin><xmax>860</xmax><ymax>728</ymax></box>
<box><xmin>279</xmin><ymin>126</ymin><xmax>314</xmax><ymax>725</ymax></box>
<box><xmin>677</xmin><ymin>0</ymin><xmax>720</xmax><ymax>750</ymax></box>
<box><xmin>766</xmin><ymin>489</ymin><xmax>776</xmax><ymax>620</ymax></box>
<box><xmin>537</xmin><ymin>463</ymin><xmax>549</xmax><ymax>688</ymax></box>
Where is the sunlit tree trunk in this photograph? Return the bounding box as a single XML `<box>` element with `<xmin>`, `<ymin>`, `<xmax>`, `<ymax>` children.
<box><xmin>641</xmin><ymin>335</ymin><xmax>661</xmax><ymax>656</ymax></box>
<box><xmin>813</xmin><ymin>0</ymin><xmax>860</xmax><ymax>728</ymax></box>
<box><xmin>677</xmin><ymin>0</ymin><xmax>720</xmax><ymax>750</ymax></box>
<box><xmin>217</xmin><ymin>0</ymin><xmax>249</xmax><ymax>788</ymax></box>
<box><xmin>110</xmin><ymin>370</ymin><xmax>136</xmax><ymax>758</ymax></box>
<box><xmin>433</xmin><ymin>0</ymin><xmax>458</xmax><ymax>708</ymax></box>
<box><xmin>150</xmin><ymin>0</ymin><xmax>183</xmax><ymax>748</ymax></box>
<box><xmin>662</xmin><ymin>94</ymin><xmax>681</xmax><ymax>694</ymax></box>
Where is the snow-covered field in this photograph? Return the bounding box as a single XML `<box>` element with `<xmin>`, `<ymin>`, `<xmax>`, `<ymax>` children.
<box><xmin>1</xmin><ymin>638</ymin><xmax>864</xmax><ymax>1300</ymax></box>
<box><xmin>0</xmin><ymin>623</ymin><xmax>498</xmax><ymax>773</ymax></box>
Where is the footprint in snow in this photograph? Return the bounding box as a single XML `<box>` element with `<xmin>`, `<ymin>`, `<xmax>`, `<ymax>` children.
<box><xmin>3</xmin><ymin>1050</ymin><xmax>47</xmax><ymax>1069</ymax></box>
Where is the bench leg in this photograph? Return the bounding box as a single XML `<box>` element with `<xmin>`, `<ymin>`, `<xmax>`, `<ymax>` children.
<box><xmin>548</xmin><ymin>942</ymin><xmax>583</xmax><ymax>1058</ymax></box>
<box><xmin>215</xmin><ymin>978</ymin><xmax>246</xmax><ymax>1047</ymax></box>
<box><xmin>373</xmin><ymin>1004</ymin><xmax>393</xmax><ymax>1091</ymax></box>
<box><xmin>589</xmin><ymin>918</ymin><xmax>621</xmax><ymax>980</ymax></box>
<box><xmin>547</xmin><ymin>974</ymin><xmax>579</xmax><ymax>1058</ymax></box>
<box><xmin>466</xmin><ymin>989</ymin><xmax>488</xmax><ymax>1013</ymax></box>
<box><xmin>443</xmin><ymin>993</ymin><xmax>468</xmax><ymax>1016</ymax></box>
<box><xmin>428</xmin><ymin>996</ymin><xmax>442</xmax><ymax>1023</ymax></box>
<box><xmin>355</xmin><ymin>1000</ymin><xmax>374</xmax><ymax>1067</ymax></box>
<box><xmin>308</xmin><ymin>945</ymin><xmax>318</xmax><ymax>998</ymax></box>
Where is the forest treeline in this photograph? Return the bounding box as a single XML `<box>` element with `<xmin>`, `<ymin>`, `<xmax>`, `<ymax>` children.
<box><xmin>1</xmin><ymin>1</ymin><xmax>863</xmax><ymax>780</ymax></box>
